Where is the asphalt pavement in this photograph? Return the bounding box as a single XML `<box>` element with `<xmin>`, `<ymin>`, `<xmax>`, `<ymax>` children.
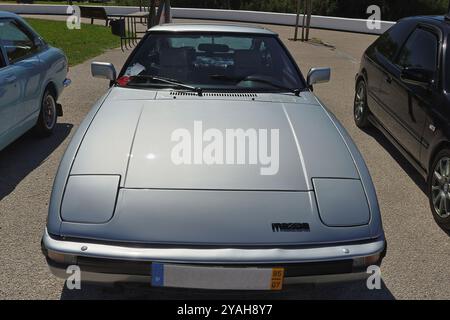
<box><xmin>0</xmin><ymin>19</ymin><xmax>449</xmax><ymax>299</ymax></box>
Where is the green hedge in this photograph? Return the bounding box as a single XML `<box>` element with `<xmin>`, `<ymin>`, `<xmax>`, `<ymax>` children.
<box><xmin>312</xmin><ymin>0</ymin><xmax>449</xmax><ymax>21</ymax></box>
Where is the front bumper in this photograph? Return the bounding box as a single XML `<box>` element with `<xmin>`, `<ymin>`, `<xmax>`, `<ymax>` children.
<box><xmin>42</xmin><ymin>228</ymin><xmax>386</xmax><ymax>286</ymax></box>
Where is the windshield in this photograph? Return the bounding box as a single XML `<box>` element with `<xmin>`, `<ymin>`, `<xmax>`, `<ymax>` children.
<box><xmin>120</xmin><ymin>32</ymin><xmax>305</xmax><ymax>92</ymax></box>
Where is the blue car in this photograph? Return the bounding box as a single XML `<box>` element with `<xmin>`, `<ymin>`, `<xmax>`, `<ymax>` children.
<box><xmin>0</xmin><ymin>12</ymin><xmax>69</xmax><ymax>151</ymax></box>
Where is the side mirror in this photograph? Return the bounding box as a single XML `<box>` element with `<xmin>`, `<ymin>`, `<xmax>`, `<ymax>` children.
<box><xmin>400</xmin><ymin>67</ymin><xmax>434</xmax><ymax>88</ymax></box>
<box><xmin>91</xmin><ymin>62</ymin><xmax>116</xmax><ymax>80</ymax></box>
<box><xmin>307</xmin><ymin>67</ymin><xmax>331</xmax><ymax>87</ymax></box>
<box><xmin>33</xmin><ymin>37</ymin><xmax>43</xmax><ymax>47</ymax></box>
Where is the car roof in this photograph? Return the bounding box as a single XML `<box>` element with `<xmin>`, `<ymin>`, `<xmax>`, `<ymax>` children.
<box><xmin>399</xmin><ymin>15</ymin><xmax>450</xmax><ymax>30</ymax></box>
<box><xmin>0</xmin><ymin>11</ymin><xmax>20</xmax><ymax>19</ymax></box>
<box><xmin>148</xmin><ymin>23</ymin><xmax>277</xmax><ymax>36</ymax></box>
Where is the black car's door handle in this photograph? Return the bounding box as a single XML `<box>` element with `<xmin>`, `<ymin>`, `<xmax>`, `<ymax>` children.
<box><xmin>385</xmin><ymin>76</ymin><xmax>392</xmax><ymax>84</ymax></box>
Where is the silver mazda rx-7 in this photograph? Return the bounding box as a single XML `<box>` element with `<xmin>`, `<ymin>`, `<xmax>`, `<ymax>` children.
<box><xmin>42</xmin><ymin>24</ymin><xmax>386</xmax><ymax>290</ymax></box>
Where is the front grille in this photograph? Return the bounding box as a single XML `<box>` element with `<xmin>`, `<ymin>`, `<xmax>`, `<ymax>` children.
<box><xmin>68</xmin><ymin>257</ymin><xmax>354</xmax><ymax>277</ymax></box>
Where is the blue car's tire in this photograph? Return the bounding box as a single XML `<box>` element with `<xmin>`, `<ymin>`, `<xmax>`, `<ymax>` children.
<box><xmin>35</xmin><ymin>89</ymin><xmax>57</xmax><ymax>137</ymax></box>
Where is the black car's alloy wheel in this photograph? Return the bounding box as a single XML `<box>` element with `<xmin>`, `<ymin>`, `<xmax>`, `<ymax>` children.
<box><xmin>429</xmin><ymin>149</ymin><xmax>450</xmax><ymax>230</ymax></box>
<box><xmin>354</xmin><ymin>80</ymin><xmax>370</xmax><ymax>128</ymax></box>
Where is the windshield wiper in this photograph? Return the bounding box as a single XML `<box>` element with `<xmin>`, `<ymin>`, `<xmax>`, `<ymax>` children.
<box><xmin>127</xmin><ymin>75</ymin><xmax>203</xmax><ymax>96</ymax></box>
<box><xmin>210</xmin><ymin>74</ymin><xmax>301</xmax><ymax>96</ymax></box>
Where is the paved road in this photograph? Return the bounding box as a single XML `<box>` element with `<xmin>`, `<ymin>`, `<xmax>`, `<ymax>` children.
<box><xmin>0</xmin><ymin>19</ymin><xmax>449</xmax><ymax>300</ymax></box>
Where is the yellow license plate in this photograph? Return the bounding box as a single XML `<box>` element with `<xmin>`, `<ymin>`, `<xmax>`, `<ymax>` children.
<box><xmin>270</xmin><ymin>268</ymin><xmax>285</xmax><ymax>290</ymax></box>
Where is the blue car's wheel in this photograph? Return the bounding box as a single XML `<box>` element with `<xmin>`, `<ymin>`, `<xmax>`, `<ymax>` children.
<box><xmin>35</xmin><ymin>89</ymin><xmax>57</xmax><ymax>136</ymax></box>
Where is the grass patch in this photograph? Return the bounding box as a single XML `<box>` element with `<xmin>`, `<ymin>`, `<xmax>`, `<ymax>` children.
<box><xmin>25</xmin><ymin>18</ymin><xmax>120</xmax><ymax>66</ymax></box>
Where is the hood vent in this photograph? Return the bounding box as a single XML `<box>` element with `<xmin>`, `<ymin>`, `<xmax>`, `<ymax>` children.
<box><xmin>169</xmin><ymin>91</ymin><xmax>258</xmax><ymax>98</ymax></box>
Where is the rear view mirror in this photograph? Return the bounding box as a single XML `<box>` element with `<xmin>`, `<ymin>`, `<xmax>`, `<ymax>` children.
<box><xmin>400</xmin><ymin>67</ymin><xmax>434</xmax><ymax>88</ymax></box>
<box><xmin>307</xmin><ymin>67</ymin><xmax>331</xmax><ymax>87</ymax></box>
<box><xmin>91</xmin><ymin>62</ymin><xmax>116</xmax><ymax>80</ymax></box>
<box><xmin>198</xmin><ymin>43</ymin><xmax>230</xmax><ymax>53</ymax></box>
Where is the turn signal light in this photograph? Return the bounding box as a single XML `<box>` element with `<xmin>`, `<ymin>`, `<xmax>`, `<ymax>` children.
<box><xmin>47</xmin><ymin>250</ymin><xmax>77</xmax><ymax>265</ymax></box>
<box><xmin>352</xmin><ymin>253</ymin><xmax>381</xmax><ymax>268</ymax></box>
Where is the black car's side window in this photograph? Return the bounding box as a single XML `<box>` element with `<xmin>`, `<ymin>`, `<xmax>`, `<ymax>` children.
<box><xmin>375</xmin><ymin>30</ymin><xmax>400</xmax><ymax>61</ymax></box>
<box><xmin>396</xmin><ymin>28</ymin><xmax>438</xmax><ymax>73</ymax></box>
<box><xmin>373</xmin><ymin>20</ymin><xmax>414</xmax><ymax>62</ymax></box>
<box><xmin>0</xmin><ymin>19</ymin><xmax>37</xmax><ymax>64</ymax></box>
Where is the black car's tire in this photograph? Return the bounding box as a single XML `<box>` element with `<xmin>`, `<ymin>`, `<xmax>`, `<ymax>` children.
<box><xmin>354</xmin><ymin>80</ymin><xmax>371</xmax><ymax>129</ymax></box>
<box><xmin>35</xmin><ymin>89</ymin><xmax>57</xmax><ymax>137</ymax></box>
<box><xmin>428</xmin><ymin>149</ymin><xmax>450</xmax><ymax>230</ymax></box>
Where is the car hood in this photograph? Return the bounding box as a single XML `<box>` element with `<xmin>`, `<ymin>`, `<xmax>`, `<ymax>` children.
<box><xmin>58</xmin><ymin>89</ymin><xmax>375</xmax><ymax>245</ymax></box>
<box><xmin>70</xmin><ymin>89</ymin><xmax>359</xmax><ymax>191</ymax></box>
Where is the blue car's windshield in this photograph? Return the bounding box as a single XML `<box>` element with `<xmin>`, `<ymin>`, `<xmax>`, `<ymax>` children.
<box><xmin>121</xmin><ymin>33</ymin><xmax>305</xmax><ymax>92</ymax></box>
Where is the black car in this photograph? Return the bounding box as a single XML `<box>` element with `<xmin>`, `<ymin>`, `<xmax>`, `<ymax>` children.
<box><xmin>354</xmin><ymin>14</ymin><xmax>450</xmax><ymax>230</ymax></box>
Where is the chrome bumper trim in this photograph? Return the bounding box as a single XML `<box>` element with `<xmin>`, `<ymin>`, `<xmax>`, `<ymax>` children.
<box><xmin>43</xmin><ymin>228</ymin><xmax>385</xmax><ymax>264</ymax></box>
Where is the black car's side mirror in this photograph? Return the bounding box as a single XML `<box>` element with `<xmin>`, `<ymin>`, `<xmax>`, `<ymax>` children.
<box><xmin>400</xmin><ymin>67</ymin><xmax>434</xmax><ymax>88</ymax></box>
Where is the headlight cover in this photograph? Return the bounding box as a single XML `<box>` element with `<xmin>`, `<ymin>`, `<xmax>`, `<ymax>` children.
<box><xmin>61</xmin><ymin>175</ymin><xmax>120</xmax><ymax>223</ymax></box>
<box><xmin>313</xmin><ymin>178</ymin><xmax>370</xmax><ymax>227</ymax></box>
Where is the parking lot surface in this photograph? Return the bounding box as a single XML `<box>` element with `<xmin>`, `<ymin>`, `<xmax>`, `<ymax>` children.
<box><xmin>0</xmin><ymin>18</ymin><xmax>449</xmax><ymax>299</ymax></box>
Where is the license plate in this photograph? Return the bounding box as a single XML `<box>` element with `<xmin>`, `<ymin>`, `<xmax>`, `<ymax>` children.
<box><xmin>151</xmin><ymin>263</ymin><xmax>284</xmax><ymax>291</ymax></box>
